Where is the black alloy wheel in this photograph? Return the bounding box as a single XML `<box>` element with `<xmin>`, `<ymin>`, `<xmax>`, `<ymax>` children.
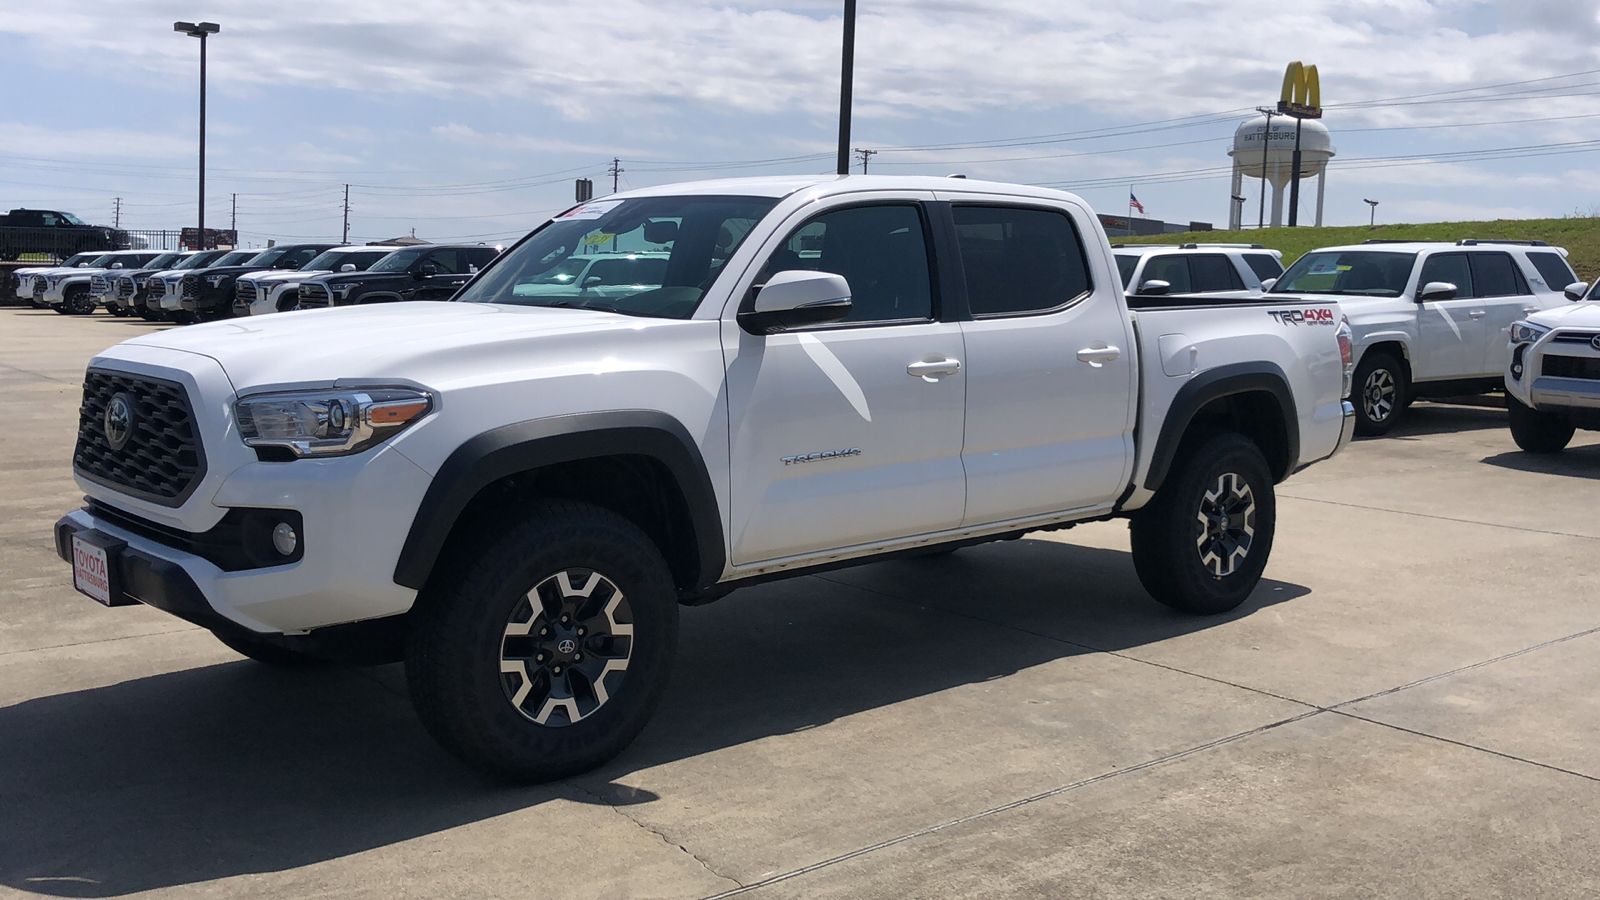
<box><xmin>64</xmin><ymin>285</ymin><xmax>97</xmax><ymax>315</ymax></box>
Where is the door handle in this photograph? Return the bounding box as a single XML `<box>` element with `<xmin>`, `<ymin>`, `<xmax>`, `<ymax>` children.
<box><xmin>1076</xmin><ymin>344</ymin><xmax>1122</xmax><ymax>367</ymax></box>
<box><xmin>907</xmin><ymin>357</ymin><xmax>961</xmax><ymax>381</ymax></box>
<box><xmin>1468</xmin><ymin>310</ymin><xmax>1487</xmax><ymax>319</ymax></box>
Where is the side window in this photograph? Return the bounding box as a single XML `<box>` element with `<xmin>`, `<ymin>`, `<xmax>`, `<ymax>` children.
<box><xmin>1417</xmin><ymin>253</ymin><xmax>1473</xmax><ymax>298</ymax></box>
<box><xmin>466</xmin><ymin>248</ymin><xmax>498</xmax><ymax>272</ymax></box>
<box><xmin>759</xmin><ymin>204</ymin><xmax>933</xmax><ymax>325</ymax></box>
<box><xmin>1526</xmin><ymin>251</ymin><xmax>1577</xmax><ymax>291</ymax></box>
<box><xmin>1140</xmin><ymin>255</ymin><xmax>1193</xmax><ymax>293</ymax></box>
<box><xmin>1243</xmin><ymin>253</ymin><xmax>1284</xmax><ymax>280</ymax></box>
<box><xmin>287</xmin><ymin>248</ymin><xmax>321</xmax><ymax>269</ymax></box>
<box><xmin>952</xmin><ymin>206</ymin><xmax>1092</xmax><ymax>316</ymax></box>
<box><xmin>39</xmin><ymin>213</ymin><xmax>59</xmax><ymax>227</ymax></box>
<box><xmin>1114</xmin><ymin>255</ymin><xmax>1139</xmax><ymax>289</ymax></box>
<box><xmin>426</xmin><ymin>250</ymin><xmax>464</xmax><ymax>274</ymax></box>
<box><xmin>1469</xmin><ymin>252</ymin><xmax>1527</xmax><ymax>297</ymax></box>
<box><xmin>1191</xmin><ymin>255</ymin><xmax>1246</xmax><ymax>292</ymax></box>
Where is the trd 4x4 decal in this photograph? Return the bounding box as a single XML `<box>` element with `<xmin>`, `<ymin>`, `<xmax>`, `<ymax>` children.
<box><xmin>1268</xmin><ymin>308</ymin><xmax>1337</xmax><ymax>326</ymax></box>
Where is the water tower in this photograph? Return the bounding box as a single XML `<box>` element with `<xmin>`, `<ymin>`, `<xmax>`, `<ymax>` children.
<box><xmin>1228</xmin><ymin>62</ymin><xmax>1336</xmax><ymax>229</ymax></box>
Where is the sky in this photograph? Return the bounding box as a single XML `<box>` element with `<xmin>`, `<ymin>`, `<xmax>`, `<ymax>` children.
<box><xmin>3</xmin><ymin>0</ymin><xmax>1600</xmax><ymax>246</ymax></box>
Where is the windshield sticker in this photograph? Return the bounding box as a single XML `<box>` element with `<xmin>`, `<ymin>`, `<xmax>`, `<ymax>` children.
<box><xmin>559</xmin><ymin>200</ymin><xmax>623</xmax><ymax>221</ymax></box>
<box><xmin>582</xmin><ymin>232</ymin><xmax>616</xmax><ymax>246</ymax></box>
<box><xmin>1307</xmin><ymin>259</ymin><xmax>1342</xmax><ymax>275</ymax></box>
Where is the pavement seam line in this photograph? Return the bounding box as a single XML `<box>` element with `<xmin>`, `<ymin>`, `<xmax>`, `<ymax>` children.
<box><xmin>0</xmin><ymin>625</ymin><xmax>201</xmax><ymax>658</ymax></box>
<box><xmin>1331</xmin><ymin>623</ymin><xmax>1600</xmax><ymax>709</ymax></box>
<box><xmin>568</xmin><ymin>781</ymin><xmax>744</xmax><ymax>891</ymax></box>
<box><xmin>0</xmin><ymin>357</ymin><xmax>81</xmax><ymax>387</ymax></box>
<box><xmin>1279</xmin><ymin>494</ymin><xmax>1600</xmax><ymax>541</ymax></box>
<box><xmin>698</xmin><ymin>708</ymin><xmax>1326</xmax><ymax>899</ymax></box>
<box><xmin>807</xmin><ymin>572</ymin><xmax>1323</xmax><ymax>711</ymax></box>
<box><xmin>1330</xmin><ymin>708</ymin><xmax>1600</xmax><ymax>784</ymax></box>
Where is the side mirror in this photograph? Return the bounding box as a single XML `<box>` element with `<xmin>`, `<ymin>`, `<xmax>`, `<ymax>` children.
<box><xmin>1418</xmin><ymin>281</ymin><xmax>1457</xmax><ymax>302</ymax></box>
<box><xmin>1137</xmin><ymin>279</ymin><xmax>1171</xmax><ymax>296</ymax></box>
<box><xmin>1564</xmin><ymin>281</ymin><xmax>1589</xmax><ymax>302</ymax></box>
<box><xmin>581</xmin><ymin>275</ymin><xmax>603</xmax><ymax>290</ymax></box>
<box><xmin>738</xmin><ymin>270</ymin><xmax>852</xmax><ymax>335</ymax></box>
<box><xmin>110</xmin><ymin>263</ymin><xmax>123</xmax><ymax>269</ymax></box>
<box><xmin>340</xmin><ymin>263</ymin><xmax>357</xmax><ymax>272</ymax></box>
<box><xmin>1259</xmin><ymin>277</ymin><xmax>1277</xmax><ymax>291</ymax></box>
<box><xmin>414</xmin><ymin>262</ymin><xmax>438</xmax><ymax>278</ymax></box>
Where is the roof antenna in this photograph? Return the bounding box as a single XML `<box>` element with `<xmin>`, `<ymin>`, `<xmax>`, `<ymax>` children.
<box><xmin>947</xmin><ymin>174</ymin><xmax>967</xmax><ymax>179</ymax></box>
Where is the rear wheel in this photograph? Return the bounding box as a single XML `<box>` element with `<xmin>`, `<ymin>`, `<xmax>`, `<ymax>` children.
<box><xmin>406</xmin><ymin>500</ymin><xmax>678</xmax><ymax>783</ymax></box>
<box><xmin>1130</xmin><ymin>432</ymin><xmax>1276</xmax><ymax>615</ymax></box>
<box><xmin>1507</xmin><ymin>394</ymin><xmax>1574</xmax><ymax>453</ymax></box>
<box><xmin>1351</xmin><ymin>351</ymin><xmax>1406</xmax><ymax>436</ymax></box>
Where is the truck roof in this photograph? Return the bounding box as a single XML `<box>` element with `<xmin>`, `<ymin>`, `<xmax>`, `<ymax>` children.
<box><xmin>604</xmin><ymin>174</ymin><xmax>1087</xmax><ymax>205</ymax></box>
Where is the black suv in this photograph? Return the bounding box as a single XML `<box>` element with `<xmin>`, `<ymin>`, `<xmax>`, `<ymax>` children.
<box><xmin>297</xmin><ymin>244</ymin><xmax>500</xmax><ymax>309</ymax></box>
<box><xmin>179</xmin><ymin>243</ymin><xmax>339</xmax><ymax>320</ymax></box>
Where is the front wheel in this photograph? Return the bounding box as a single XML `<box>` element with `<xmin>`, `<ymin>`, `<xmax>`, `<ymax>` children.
<box><xmin>406</xmin><ymin>500</ymin><xmax>679</xmax><ymax>783</ymax></box>
<box><xmin>1130</xmin><ymin>432</ymin><xmax>1277</xmax><ymax>615</ymax></box>
<box><xmin>64</xmin><ymin>285</ymin><xmax>97</xmax><ymax>315</ymax></box>
<box><xmin>1351</xmin><ymin>351</ymin><xmax>1406</xmax><ymax>436</ymax></box>
<box><xmin>1507</xmin><ymin>393</ymin><xmax>1574</xmax><ymax>453</ymax></box>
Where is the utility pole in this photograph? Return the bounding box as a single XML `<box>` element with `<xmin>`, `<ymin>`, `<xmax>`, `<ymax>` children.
<box><xmin>608</xmin><ymin>158</ymin><xmax>624</xmax><ymax>193</ymax></box>
<box><xmin>342</xmin><ymin>184</ymin><xmax>350</xmax><ymax>244</ymax></box>
<box><xmin>855</xmin><ymin>148</ymin><xmax>877</xmax><ymax>173</ymax></box>
<box><xmin>1254</xmin><ymin>107</ymin><xmax>1278</xmax><ymax>230</ymax></box>
<box><xmin>836</xmin><ymin>0</ymin><xmax>857</xmax><ymax>176</ymax></box>
<box><xmin>230</xmin><ymin>193</ymin><xmax>236</xmax><ymax>231</ymax></box>
<box><xmin>112</xmin><ymin>198</ymin><xmax>121</xmax><ymax>228</ymax></box>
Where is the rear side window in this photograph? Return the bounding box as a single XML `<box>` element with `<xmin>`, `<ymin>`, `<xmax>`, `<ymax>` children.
<box><xmin>952</xmin><ymin>206</ymin><xmax>1092</xmax><ymax>316</ymax></box>
<box><xmin>1526</xmin><ymin>251</ymin><xmax>1577</xmax><ymax>292</ymax></box>
<box><xmin>1469</xmin><ymin>252</ymin><xmax>1530</xmax><ymax>297</ymax></box>
<box><xmin>1418</xmin><ymin>253</ymin><xmax>1473</xmax><ymax>298</ymax></box>
<box><xmin>1190</xmin><ymin>255</ymin><xmax>1246</xmax><ymax>292</ymax></box>
<box><xmin>1140</xmin><ymin>255</ymin><xmax>1192</xmax><ymax>293</ymax></box>
<box><xmin>1115</xmin><ymin>254</ymin><xmax>1139</xmax><ymax>288</ymax></box>
<box><xmin>1243</xmin><ymin>253</ymin><xmax>1284</xmax><ymax>280</ymax></box>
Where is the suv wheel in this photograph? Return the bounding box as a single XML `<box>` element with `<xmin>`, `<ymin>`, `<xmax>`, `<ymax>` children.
<box><xmin>1130</xmin><ymin>432</ymin><xmax>1276</xmax><ymax>615</ymax></box>
<box><xmin>1507</xmin><ymin>393</ymin><xmax>1574</xmax><ymax>454</ymax></box>
<box><xmin>1352</xmin><ymin>351</ymin><xmax>1406</xmax><ymax>436</ymax></box>
<box><xmin>406</xmin><ymin>500</ymin><xmax>678</xmax><ymax>783</ymax></box>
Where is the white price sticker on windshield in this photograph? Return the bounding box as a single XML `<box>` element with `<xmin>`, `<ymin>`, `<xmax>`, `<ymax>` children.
<box><xmin>559</xmin><ymin>200</ymin><xmax>623</xmax><ymax>221</ymax></box>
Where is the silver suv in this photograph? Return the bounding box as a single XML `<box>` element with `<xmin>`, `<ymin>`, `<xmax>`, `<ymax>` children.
<box><xmin>1114</xmin><ymin>243</ymin><xmax>1285</xmax><ymax>301</ymax></box>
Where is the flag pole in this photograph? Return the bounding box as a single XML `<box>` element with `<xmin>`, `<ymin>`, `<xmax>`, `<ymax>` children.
<box><xmin>1128</xmin><ymin>185</ymin><xmax>1132</xmax><ymax>221</ymax></box>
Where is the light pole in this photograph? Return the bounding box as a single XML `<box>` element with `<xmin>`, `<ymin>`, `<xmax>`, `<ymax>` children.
<box><xmin>174</xmin><ymin>21</ymin><xmax>220</xmax><ymax>249</ymax></box>
<box><xmin>836</xmin><ymin>0</ymin><xmax>856</xmax><ymax>176</ymax></box>
<box><xmin>1364</xmin><ymin>198</ymin><xmax>1379</xmax><ymax>227</ymax></box>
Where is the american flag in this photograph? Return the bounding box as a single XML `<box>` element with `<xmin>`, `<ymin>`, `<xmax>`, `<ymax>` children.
<box><xmin>1129</xmin><ymin>192</ymin><xmax>1146</xmax><ymax>215</ymax></box>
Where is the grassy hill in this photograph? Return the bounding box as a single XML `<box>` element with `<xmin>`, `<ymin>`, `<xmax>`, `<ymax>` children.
<box><xmin>1112</xmin><ymin>218</ymin><xmax>1600</xmax><ymax>281</ymax></box>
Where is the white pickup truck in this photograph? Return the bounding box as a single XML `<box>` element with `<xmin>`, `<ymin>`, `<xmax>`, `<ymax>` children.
<box><xmin>54</xmin><ymin>175</ymin><xmax>1353</xmax><ymax>782</ymax></box>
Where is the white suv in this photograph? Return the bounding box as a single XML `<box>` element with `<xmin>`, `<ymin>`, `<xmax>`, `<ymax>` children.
<box><xmin>1270</xmin><ymin>239</ymin><xmax>1578</xmax><ymax>434</ymax></box>
<box><xmin>1113</xmin><ymin>243</ymin><xmax>1284</xmax><ymax>301</ymax></box>
<box><xmin>1503</xmin><ymin>303</ymin><xmax>1600</xmax><ymax>452</ymax></box>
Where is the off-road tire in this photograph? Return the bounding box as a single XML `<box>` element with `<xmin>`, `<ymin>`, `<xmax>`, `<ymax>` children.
<box><xmin>1129</xmin><ymin>432</ymin><xmax>1276</xmax><ymax>615</ymax></box>
<box><xmin>212</xmin><ymin>629</ymin><xmax>328</xmax><ymax>667</ymax></box>
<box><xmin>1507</xmin><ymin>393</ymin><xmax>1574</xmax><ymax>454</ymax></box>
<box><xmin>62</xmin><ymin>285</ymin><xmax>96</xmax><ymax>315</ymax></box>
<box><xmin>406</xmin><ymin>500</ymin><xmax>678</xmax><ymax>783</ymax></box>
<box><xmin>1351</xmin><ymin>351</ymin><xmax>1406</xmax><ymax>436</ymax></box>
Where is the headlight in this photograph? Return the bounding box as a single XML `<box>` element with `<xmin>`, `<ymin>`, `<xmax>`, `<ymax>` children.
<box><xmin>206</xmin><ymin>274</ymin><xmax>229</xmax><ymax>286</ymax></box>
<box><xmin>234</xmin><ymin>388</ymin><xmax>434</xmax><ymax>458</ymax></box>
<box><xmin>1509</xmin><ymin>321</ymin><xmax>1550</xmax><ymax>345</ymax></box>
<box><xmin>332</xmin><ymin>282</ymin><xmax>358</xmax><ymax>297</ymax></box>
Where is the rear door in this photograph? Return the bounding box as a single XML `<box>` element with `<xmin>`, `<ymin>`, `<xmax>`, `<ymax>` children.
<box><xmin>1413</xmin><ymin>252</ymin><xmax>1489</xmax><ymax>380</ymax></box>
<box><xmin>1469</xmin><ymin>251</ymin><xmax>1537</xmax><ymax>373</ymax></box>
<box><xmin>941</xmin><ymin>198</ymin><xmax>1136</xmax><ymax>525</ymax></box>
<box><xmin>723</xmin><ymin>195</ymin><xmax>968</xmax><ymax>564</ymax></box>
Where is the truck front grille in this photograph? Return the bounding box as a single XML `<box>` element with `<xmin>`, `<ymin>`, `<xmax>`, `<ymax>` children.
<box><xmin>181</xmin><ymin>278</ymin><xmax>199</xmax><ymax>300</ymax></box>
<box><xmin>74</xmin><ymin>370</ymin><xmax>206</xmax><ymax>507</ymax></box>
<box><xmin>1550</xmin><ymin>332</ymin><xmax>1600</xmax><ymax>345</ymax></box>
<box><xmin>90</xmin><ymin>275</ymin><xmax>110</xmax><ymax>295</ymax></box>
<box><xmin>118</xmin><ymin>277</ymin><xmax>137</xmax><ymax>299</ymax></box>
<box><xmin>299</xmin><ymin>282</ymin><xmax>331</xmax><ymax>309</ymax></box>
<box><xmin>235</xmin><ymin>281</ymin><xmax>258</xmax><ymax>304</ymax></box>
<box><xmin>1541</xmin><ymin>355</ymin><xmax>1600</xmax><ymax>380</ymax></box>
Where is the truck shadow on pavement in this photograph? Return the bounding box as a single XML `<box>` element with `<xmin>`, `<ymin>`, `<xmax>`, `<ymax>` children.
<box><xmin>0</xmin><ymin>539</ymin><xmax>1306</xmax><ymax>897</ymax></box>
<box><xmin>1480</xmin><ymin>443</ymin><xmax>1600</xmax><ymax>480</ymax></box>
<box><xmin>1372</xmin><ymin>402</ymin><xmax>1506</xmax><ymax>440</ymax></box>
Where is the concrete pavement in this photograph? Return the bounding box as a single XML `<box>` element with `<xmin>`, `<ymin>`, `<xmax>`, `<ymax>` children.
<box><xmin>1</xmin><ymin>307</ymin><xmax>1596</xmax><ymax>898</ymax></box>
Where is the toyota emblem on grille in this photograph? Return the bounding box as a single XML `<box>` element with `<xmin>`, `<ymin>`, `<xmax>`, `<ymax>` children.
<box><xmin>1590</xmin><ymin>335</ymin><xmax>1600</xmax><ymax>351</ymax></box>
<box><xmin>103</xmin><ymin>393</ymin><xmax>134</xmax><ymax>451</ymax></box>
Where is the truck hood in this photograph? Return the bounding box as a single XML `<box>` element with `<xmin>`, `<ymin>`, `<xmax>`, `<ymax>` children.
<box><xmin>118</xmin><ymin>301</ymin><xmax>687</xmax><ymax>389</ymax></box>
<box><xmin>1528</xmin><ymin>302</ymin><xmax>1600</xmax><ymax>329</ymax></box>
<box><xmin>241</xmin><ymin>270</ymin><xmax>322</xmax><ymax>285</ymax></box>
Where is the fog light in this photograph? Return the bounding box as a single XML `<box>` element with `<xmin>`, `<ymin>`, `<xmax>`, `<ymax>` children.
<box><xmin>271</xmin><ymin>522</ymin><xmax>298</xmax><ymax>556</ymax></box>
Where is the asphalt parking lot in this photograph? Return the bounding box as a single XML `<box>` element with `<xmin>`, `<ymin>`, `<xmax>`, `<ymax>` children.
<box><xmin>2</xmin><ymin>305</ymin><xmax>1599</xmax><ymax>899</ymax></box>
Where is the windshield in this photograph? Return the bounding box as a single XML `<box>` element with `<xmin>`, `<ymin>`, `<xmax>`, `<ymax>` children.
<box><xmin>211</xmin><ymin>250</ymin><xmax>257</xmax><ymax>267</ymax></box>
<box><xmin>368</xmin><ymin>248</ymin><xmax>426</xmax><ymax>273</ymax></box>
<box><xmin>305</xmin><ymin>249</ymin><xmax>382</xmax><ymax>271</ymax></box>
<box><xmin>143</xmin><ymin>252</ymin><xmax>181</xmax><ymax>270</ymax></box>
<box><xmin>1114</xmin><ymin>254</ymin><xmax>1139</xmax><ymax>288</ymax></box>
<box><xmin>1272</xmin><ymin>251</ymin><xmax>1416</xmax><ymax>297</ymax></box>
<box><xmin>246</xmin><ymin>247</ymin><xmax>290</xmax><ymax>267</ymax></box>
<box><xmin>457</xmin><ymin>195</ymin><xmax>778</xmax><ymax>318</ymax></box>
<box><xmin>85</xmin><ymin>254</ymin><xmax>119</xmax><ymax>268</ymax></box>
<box><xmin>61</xmin><ymin>213</ymin><xmax>87</xmax><ymax>226</ymax></box>
<box><xmin>59</xmin><ymin>253</ymin><xmax>96</xmax><ymax>267</ymax></box>
<box><xmin>172</xmin><ymin>251</ymin><xmax>223</xmax><ymax>270</ymax></box>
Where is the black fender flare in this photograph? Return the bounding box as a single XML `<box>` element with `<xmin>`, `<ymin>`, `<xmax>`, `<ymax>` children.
<box><xmin>393</xmin><ymin>410</ymin><xmax>725</xmax><ymax>592</ymax></box>
<box><xmin>1143</xmin><ymin>361</ymin><xmax>1299</xmax><ymax>492</ymax></box>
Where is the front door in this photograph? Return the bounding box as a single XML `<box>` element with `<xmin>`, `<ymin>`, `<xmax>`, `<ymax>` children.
<box><xmin>1414</xmin><ymin>252</ymin><xmax>1489</xmax><ymax>381</ymax></box>
<box><xmin>724</xmin><ymin>197</ymin><xmax>967</xmax><ymax>565</ymax></box>
<box><xmin>939</xmin><ymin>199</ymin><xmax>1137</xmax><ymax>525</ymax></box>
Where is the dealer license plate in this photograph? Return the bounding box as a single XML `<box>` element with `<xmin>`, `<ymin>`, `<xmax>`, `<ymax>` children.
<box><xmin>71</xmin><ymin>533</ymin><xmax>116</xmax><ymax>606</ymax></box>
